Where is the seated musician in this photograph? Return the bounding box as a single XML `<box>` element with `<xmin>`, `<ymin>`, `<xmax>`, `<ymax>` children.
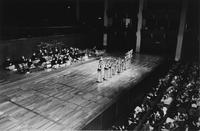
<box><xmin>48</xmin><ymin>49</ymin><xmax>53</xmax><ymax>56</ymax></box>
<box><xmin>54</xmin><ymin>47</ymin><xmax>59</xmax><ymax>55</ymax></box>
<box><xmin>70</xmin><ymin>49</ymin><xmax>78</xmax><ymax>63</ymax></box>
<box><xmin>3</xmin><ymin>57</ymin><xmax>17</xmax><ymax>71</ymax></box>
<box><xmin>38</xmin><ymin>53</ymin><xmax>47</xmax><ymax>68</ymax></box>
<box><xmin>51</xmin><ymin>56</ymin><xmax>58</xmax><ymax>69</ymax></box>
<box><xmin>16</xmin><ymin>56</ymin><xmax>29</xmax><ymax>73</ymax></box>
<box><xmin>66</xmin><ymin>55</ymin><xmax>71</xmax><ymax>66</ymax></box>
<box><xmin>46</xmin><ymin>57</ymin><xmax>52</xmax><ymax>69</ymax></box>
<box><xmin>52</xmin><ymin>60</ymin><xmax>59</xmax><ymax>69</ymax></box>
<box><xmin>31</xmin><ymin>52</ymin><xmax>41</xmax><ymax>67</ymax></box>
<box><xmin>60</xmin><ymin>48</ymin><xmax>65</xmax><ymax>57</ymax></box>
<box><xmin>62</xmin><ymin>55</ymin><xmax>67</xmax><ymax>64</ymax></box>
<box><xmin>43</xmin><ymin>49</ymin><xmax>48</xmax><ymax>56</ymax></box>
<box><xmin>31</xmin><ymin>52</ymin><xmax>37</xmax><ymax>61</ymax></box>
<box><xmin>27</xmin><ymin>58</ymin><xmax>36</xmax><ymax>70</ymax></box>
<box><xmin>57</xmin><ymin>56</ymin><xmax>65</xmax><ymax>67</ymax></box>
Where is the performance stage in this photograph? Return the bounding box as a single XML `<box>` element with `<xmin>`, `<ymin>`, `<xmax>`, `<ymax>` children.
<box><xmin>0</xmin><ymin>54</ymin><xmax>163</xmax><ymax>130</ymax></box>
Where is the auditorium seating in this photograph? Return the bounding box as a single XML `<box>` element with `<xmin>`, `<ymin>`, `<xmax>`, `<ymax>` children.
<box><xmin>157</xmin><ymin>63</ymin><xmax>200</xmax><ymax>131</ymax></box>
<box><xmin>111</xmin><ymin>62</ymin><xmax>200</xmax><ymax>131</ymax></box>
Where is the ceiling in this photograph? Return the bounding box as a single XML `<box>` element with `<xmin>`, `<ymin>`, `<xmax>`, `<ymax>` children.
<box><xmin>2</xmin><ymin>0</ymin><xmax>180</xmax><ymax>3</ymax></box>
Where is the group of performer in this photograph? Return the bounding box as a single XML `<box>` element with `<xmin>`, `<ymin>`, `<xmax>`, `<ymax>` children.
<box><xmin>3</xmin><ymin>42</ymin><xmax>102</xmax><ymax>74</ymax></box>
<box><xmin>97</xmin><ymin>49</ymin><xmax>133</xmax><ymax>83</ymax></box>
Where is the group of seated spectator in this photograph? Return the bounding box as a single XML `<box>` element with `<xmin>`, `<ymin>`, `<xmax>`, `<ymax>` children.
<box><xmin>111</xmin><ymin>62</ymin><xmax>200</xmax><ymax>131</ymax></box>
<box><xmin>158</xmin><ymin>63</ymin><xmax>200</xmax><ymax>131</ymax></box>
<box><xmin>3</xmin><ymin>42</ymin><xmax>104</xmax><ymax>74</ymax></box>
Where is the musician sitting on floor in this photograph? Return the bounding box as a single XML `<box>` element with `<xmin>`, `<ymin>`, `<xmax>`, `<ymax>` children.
<box><xmin>3</xmin><ymin>57</ymin><xmax>17</xmax><ymax>72</ymax></box>
<box><xmin>16</xmin><ymin>56</ymin><xmax>29</xmax><ymax>73</ymax></box>
<box><xmin>27</xmin><ymin>58</ymin><xmax>36</xmax><ymax>73</ymax></box>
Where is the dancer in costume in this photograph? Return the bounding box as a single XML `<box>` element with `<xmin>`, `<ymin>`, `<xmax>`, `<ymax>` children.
<box><xmin>108</xmin><ymin>60</ymin><xmax>112</xmax><ymax>78</ymax></box>
<box><xmin>97</xmin><ymin>57</ymin><xmax>104</xmax><ymax>83</ymax></box>
<box><xmin>117</xmin><ymin>59</ymin><xmax>121</xmax><ymax>73</ymax></box>
<box><xmin>112</xmin><ymin>59</ymin><xmax>117</xmax><ymax>75</ymax></box>
<box><xmin>121</xmin><ymin>59</ymin><xmax>125</xmax><ymax>71</ymax></box>
<box><xmin>104</xmin><ymin>60</ymin><xmax>109</xmax><ymax>80</ymax></box>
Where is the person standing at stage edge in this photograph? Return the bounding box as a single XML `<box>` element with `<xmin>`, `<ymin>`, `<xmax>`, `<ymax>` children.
<box><xmin>104</xmin><ymin>60</ymin><xmax>109</xmax><ymax>80</ymax></box>
<box><xmin>97</xmin><ymin>57</ymin><xmax>104</xmax><ymax>83</ymax></box>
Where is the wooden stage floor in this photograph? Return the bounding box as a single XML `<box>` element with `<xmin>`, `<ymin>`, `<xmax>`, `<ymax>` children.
<box><xmin>0</xmin><ymin>54</ymin><xmax>163</xmax><ymax>130</ymax></box>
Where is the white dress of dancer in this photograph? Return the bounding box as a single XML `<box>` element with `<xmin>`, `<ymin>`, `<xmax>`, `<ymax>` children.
<box><xmin>97</xmin><ymin>59</ymin><xmax>104</xmax><ymax>82</ymax></box>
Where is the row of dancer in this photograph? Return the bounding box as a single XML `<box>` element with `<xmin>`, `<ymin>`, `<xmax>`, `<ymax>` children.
<box><xmin>97</xmin><ymin>50</ymin><xmax>133</xmax><ymax>83</ymax></box>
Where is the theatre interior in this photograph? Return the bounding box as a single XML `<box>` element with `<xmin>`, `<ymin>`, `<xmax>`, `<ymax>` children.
<box><xmin>0</xmin><ymin>0</ymin><xmax>199</xmax><ymax>130</ymax></box>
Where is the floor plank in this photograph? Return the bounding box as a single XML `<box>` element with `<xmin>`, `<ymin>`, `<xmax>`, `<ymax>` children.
<box><xmin>0</xmin><ymin>54</ymin><xmax>163</xmax><ymax>130</ymax></box>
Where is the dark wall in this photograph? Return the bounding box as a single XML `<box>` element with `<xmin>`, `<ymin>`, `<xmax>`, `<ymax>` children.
<box><xmin>1</xmin><ymin>0</ymin><xmax>76</xmax><ymax>27</ymax></box>
<box><xmin>181</xmin><ymin>0</ymin><xmax>199</xmax><ymax>61</ymax></box>
<box><xmin>140</xmin><ymin>0</ymin><xmax>181</xmax><ymax>57</ymax></box>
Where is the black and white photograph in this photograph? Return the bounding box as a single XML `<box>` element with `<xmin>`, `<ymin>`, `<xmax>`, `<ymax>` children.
<box><xmin>0</xmin><ymin>0</ymin><xmax>199</xmax><ymax>130</ymax></box>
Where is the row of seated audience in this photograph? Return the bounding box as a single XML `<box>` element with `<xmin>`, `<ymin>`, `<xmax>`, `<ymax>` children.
<box><xmin>111</xmin><ymin>62</ymin><xmax>181</xmax><ymax>130</ymax></box>
<box><xmin>3</xmin><ymin>42</ymin><xmax>104</xmax><ymax>74</ymax></box>
<box><xmin>111</xmin><ymin>62</ymin><xmax>200</xmax><ymax>131</ymax></box>
<box><xmin>157</xmin><ymin>63</ymin><xmax>200</xmax><ymax>131</ymax></box>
